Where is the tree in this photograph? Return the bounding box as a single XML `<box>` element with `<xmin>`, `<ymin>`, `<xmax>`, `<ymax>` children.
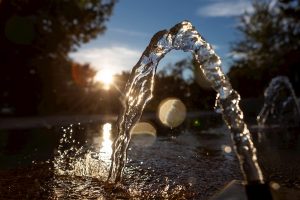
<box><xmin>228</xmin><ymin>0</ymin><xmax>300</xmax><ymax>97</ymax></box>
<box><xmin>0</xmin><ymin>0</ymin><xmax>115</xmax><ymax>116</ymax></box>
<box><xmin>144</xmin><ymin>58</ymin><xmax>215</xmax><ymax>112</ymax></box>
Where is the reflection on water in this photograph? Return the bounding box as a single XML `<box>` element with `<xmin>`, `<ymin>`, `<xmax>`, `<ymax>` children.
<box><xmin>100</xmin><ymin>123</ymin><xmax>113</xmax><ymax>163</ymax></box>
<box><xmin>1</xmin><ymin>121</ymin><xmax>299</xmax><ymax>199</ymax></box>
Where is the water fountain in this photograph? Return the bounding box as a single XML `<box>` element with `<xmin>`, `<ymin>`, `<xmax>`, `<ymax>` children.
<box><xmin>257</xmin><ymin>76</ymin><xmax>300</xmax><ymax>127</ymax></box>
<box><xmin>108</xmin><ymin>20</ymin><xmax>272</xmax><ymax>199</ymax></box>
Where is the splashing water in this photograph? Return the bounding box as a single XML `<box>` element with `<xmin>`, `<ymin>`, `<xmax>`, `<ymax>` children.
<box><xmin>54</xmin><ymin>124</ymin><xmax>112</xmax><ymax>179</ymax></box>
<box><xmin>108</xmin><ymin>21</ymin><xmax>264</xmax><ymax>184</ymax></box>
<box><xmin>257</xmin><ymin>76</ymin><xmax>300</xmax><ymax>127</ymax></box>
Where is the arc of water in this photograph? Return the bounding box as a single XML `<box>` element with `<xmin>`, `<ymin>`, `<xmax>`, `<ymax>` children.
<box><xmin>108</xmin><ymin>21</ymin><xmax>264</xmax><ymax>184</ymax></box>
<box><xmin>257</xmin><ymin>76</ymin><xmax>300</xmax><ymax>126</ymax></box>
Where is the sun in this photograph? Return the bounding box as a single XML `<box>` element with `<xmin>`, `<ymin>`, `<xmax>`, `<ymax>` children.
<box><xmin>94</xmin><ymin>69</ymin><xmax>114</xmax><ymax>89</ymax></box>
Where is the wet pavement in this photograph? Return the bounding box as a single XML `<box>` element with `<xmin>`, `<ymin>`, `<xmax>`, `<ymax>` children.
<box><xmin>0</xmin><ymin>120</ymin><xmax>299</xmax><ymax>199</ymax></box>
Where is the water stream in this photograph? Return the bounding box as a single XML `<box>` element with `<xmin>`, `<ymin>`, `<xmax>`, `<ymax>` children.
<box><xmin>257</xmin><ymin>76</ymin><xmax>300</xmax><ymax>127</ymax></box>
<box><xmin>108</xmin><ymin>21</ymin><xmax>264</xmax><ymax>184</ymax></box>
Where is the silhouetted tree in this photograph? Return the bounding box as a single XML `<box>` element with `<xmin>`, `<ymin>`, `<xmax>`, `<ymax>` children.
<box><xmin>228</xmin><ymin>0</ymin><xmax>300</xmax><ymax>97</ymax></box>
<box><xmin>145</xmin><ymin>58</ymin><xmax>215</xmax><ymax>112</ymax></box>
<box><xmin>0</xmin><ymin>0</ymin><xmax>115</xmax><ymax>116</ymax></box>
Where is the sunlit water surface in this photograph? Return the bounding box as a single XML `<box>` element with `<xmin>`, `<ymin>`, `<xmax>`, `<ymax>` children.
<box><xmin>0</xmin><ymin>120</ymin><xmax>299</xmax><ymax>199</ymax></box>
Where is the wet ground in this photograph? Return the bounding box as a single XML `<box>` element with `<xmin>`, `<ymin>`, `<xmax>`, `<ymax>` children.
<box><xmin>253</xmin><ymin>126</ymin><xmax>300</xmax><ymax>189</ymax></box>
<box><xmin>0</xmin><ymin>116</ymin><xmax>299</xmax><ymax>199</ymax></box>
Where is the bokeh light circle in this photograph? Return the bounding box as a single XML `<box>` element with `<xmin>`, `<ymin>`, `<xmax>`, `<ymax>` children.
<box><xmin>130</xmin><ymin>122</ymin><xmax>157</xmax><ymax>147</ymax></box>
<box><xmin>158</xmin><ymin>98</ymin><xmax>187</xmax><ymax>128</ymax></box>
<box><xmin>222</xmin><ymin>145</ymin><xmax>232</xmax><ymax>154</ymax></box>
<box><xmin>195</xmin><ymin>66</ymin><xmax>212</xmax><ymax>89</ymax></box>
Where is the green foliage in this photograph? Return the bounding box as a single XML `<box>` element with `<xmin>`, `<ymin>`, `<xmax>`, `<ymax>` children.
<box><xmin>229</xmin><ymin>0</ymin><xmax>300</xmax><ymax>97</ymax></box>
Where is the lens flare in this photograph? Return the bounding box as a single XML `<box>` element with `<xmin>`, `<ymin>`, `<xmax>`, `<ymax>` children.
<box><xmin>94</xmin><ymin>69</ymin><xmax>114</xmax><ymax>89</ymax></box>
<box><xmin>222</xmin><ymin>145</ymin><xmax>232</xmax><ymax>154</ymax></box>
<box><xmin>130</xmin><ymin>122</ymin><xmax>157</xmax><ymax>147</ymax></box>
<box><xmin>158</xmin><ymin>98</ymin><xmax>187</xmax><ymax>128</ymax></box>
<box><xmin>270</xmin><ymin>182</ymin><xmax>280</xmax><ymax>190</ymax></box>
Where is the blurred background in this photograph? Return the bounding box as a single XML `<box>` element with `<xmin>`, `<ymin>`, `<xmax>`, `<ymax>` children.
<box><xmin>0</xmin><ymin>0</ymin><xmax>299</xmax><ymax>118</ymax></box>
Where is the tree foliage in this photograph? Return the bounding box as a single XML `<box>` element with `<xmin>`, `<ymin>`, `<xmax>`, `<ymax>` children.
<box><xmin>145</xmin><ymin>58</ymin><xmax>216</xmax><ymax>113</ymax></box>
<box><xmin>228</xmin><ymin>0</ymin><xmax>300</xmax><ymax>97</ymax></box>
<box><xmin>0</xmin><ymin>0</ymin><xmax>115</xmax><ymax>116</ymax></box>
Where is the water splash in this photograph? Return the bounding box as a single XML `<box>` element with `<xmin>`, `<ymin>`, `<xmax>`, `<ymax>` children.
<box><xmin>108</xmin><ymin>21</ymin><xmax>264</xmax><ymax>184</ymax></box>
<box><xmin>54</xmin><ymin>124</ymin><xmax>112</xmax><ymax>179</ymax></box>
<box><xmin>257</xmin><ymin>76</ymin><xmax>300</xmax><ymax>127</ymax></box>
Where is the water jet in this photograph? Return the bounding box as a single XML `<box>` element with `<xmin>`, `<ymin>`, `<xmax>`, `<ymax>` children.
<box><xmin>108</xmin><ymin>20</ymin><xmax>272</xmax><ymax>199</ymax></box>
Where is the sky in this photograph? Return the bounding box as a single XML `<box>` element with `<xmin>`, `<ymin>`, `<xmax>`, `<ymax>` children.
<box><xmin>69</xmin><ymin>0</ymin><xmax>255</xmax><ymax>75</ymax></box>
